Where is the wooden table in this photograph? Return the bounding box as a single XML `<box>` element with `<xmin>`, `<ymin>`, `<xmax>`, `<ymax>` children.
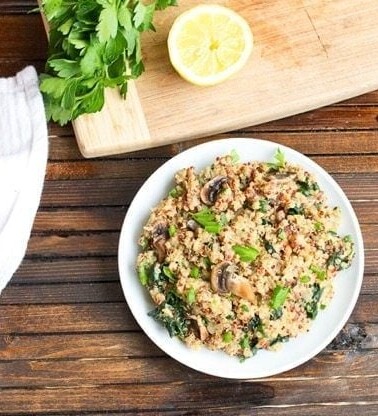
<box><xmin>1</xmin><ymin>2</ymin><xmax>377</xmax><ymax>415</ymax></box>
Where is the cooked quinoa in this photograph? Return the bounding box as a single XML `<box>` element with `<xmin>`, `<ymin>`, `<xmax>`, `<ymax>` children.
<box><xmin>136</xmin><ymin>149</ymin><xmax>355</xmax><ymax>359</ymax></box>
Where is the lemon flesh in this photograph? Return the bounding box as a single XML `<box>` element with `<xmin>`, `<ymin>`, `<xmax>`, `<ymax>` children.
<box><xmin>168</xmin><ymin>5</ymin><xmax>253</xmax><ymax>86</ymax></box>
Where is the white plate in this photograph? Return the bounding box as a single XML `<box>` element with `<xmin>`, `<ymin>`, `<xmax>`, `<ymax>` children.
<box><xmin>118</xmin><ymin>138</ymin><xmax>364</xmax><ymax>379</ymax></box>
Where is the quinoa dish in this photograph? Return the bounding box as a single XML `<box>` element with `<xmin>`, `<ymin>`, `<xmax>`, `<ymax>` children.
<box><xmin>136</xmin><ymin>149</ymin><xmax>355</xmax><ymax>359</ymax></box>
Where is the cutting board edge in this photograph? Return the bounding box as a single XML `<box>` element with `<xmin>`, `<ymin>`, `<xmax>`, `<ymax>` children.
<box><xmin>74</xmin><ymin>81</ymin><xmax>378</xmax><ymax>158</ymax></box>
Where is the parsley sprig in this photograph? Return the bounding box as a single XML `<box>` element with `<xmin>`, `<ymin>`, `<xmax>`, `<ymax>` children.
<box><xmin>40</xmin><ymin>0</ymin><xmax>177</xmax><ymax>125</ymax></box>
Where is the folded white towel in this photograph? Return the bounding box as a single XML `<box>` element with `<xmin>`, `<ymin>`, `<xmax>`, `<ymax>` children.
<box><xmin>0</xmin><ymin>66</ymin><xmax>48</xmax><ymax>294</ymax></box>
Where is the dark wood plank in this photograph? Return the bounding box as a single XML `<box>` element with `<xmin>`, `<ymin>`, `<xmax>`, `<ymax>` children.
<box><xmin>247</xmin><ymin>107</ymin><xmax>378</xmax><ymax>132</ymax></box>
<box><xmin>0</xmin><ymin>349</ymin><xmax>377</xmax><ymax>388</ymax></box>
<box><xmin>0</xmin><ymin>0</ymin><xmax>37</xmax><ymax>9</ymax></box>
<box><xmin>0</xmin><ymin>294</ymin><xmax>375</xmax><ymax>334</ymax></box>
<box><xmin>0</xmin><ymin>332</ymin><xmax>161</xmax><ymax>360</ymax></box>
<box><xmin>40</xmin><ymin>178</ymin><xmax>137</xmax><ymax>207</ymax></box>
<box><xmin>45</xmin><ymin>155</ymin><xmax>378</xmax><ymax>182</ymax></box>
<box><xmin>365</xmin><ymin>250</ymin><xmax>378</xmax><ymax>276</ymax></box>
<box><xmin>339</xmin><ymin>89</ymin><xmax>378</xmax><ymax>105</ymax></box>
<box><xmin>0</xmin><ymin>59</ymin><xmax>45</xmax><ymax>77</ymax></box>
<box><xmin>47</xmin><ymin>131</ymin><xmax>378</xmax><ymax>161</ymax></box>
<box><xmin>177</xmin><ymin>131</ymin><xmax>378</xmax><ymax>157</ymax></box>
<box><xmin>0</xmin><ymin>377</ymin><xmax>377</xmax><ymax>414</ymax></box>
<box><xmin>33</xmin><ymin>207</ymin><xmax>126</xmax><ymax>232</ymax></box>
<box><xmin>12</xmin><ymin>258</ymin><xmax>119</xmax><ymax>284</ymax></box>
<box><xmin>352</xmin><ymin>201</ymin><xmax>378</xmax><ymax>224</ymax></box>
<box><xmin>0</xmin><ymin>303</ymin><xmax>137</xmax><ymax>334</ymax></box>
<box><xmin>0</xmin><ymin>15</ymin><xmax>46</xmax><ymax>60</ymax></box>
<box><xmin>0</xmin><ymin>282</ymin><xmax>125</xmax><ymax>305</ymax></box>
<box><xmin>26</xmin><ymin>232</ymin><xmax>119</xmax><ymax>257</ymax></box>
<box><xmin>45</xmin><ymin>159</ymin><xmax>167</xmax><ymax>180</ymax></box>
<box><xmin>360</xmin><ymin>224</ymin><xmax>378</xmax><ymax>250</ymax></box>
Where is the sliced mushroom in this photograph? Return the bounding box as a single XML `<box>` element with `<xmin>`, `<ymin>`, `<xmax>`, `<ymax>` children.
<box><xmin>187</xmin><ymin>219</ymin><xmax>199</xmax><ymax>232</ymax></box>
<box><xmin>211</xmin><ymin>261</ymin><xmax>256</xmax><ymax>303</ymax></box>
<box><xmin>191</xmin><ymin>316</ymin><xmax>209</xmax><ymax>341</ymax></box>
<box><xmin>200</xmin><ymin>175</ymin><xmax>228</xmax><ymax>205</ymax></box>
<box><xmin>152</xmin><ymin>221</ymin><xmax>168</xmax><ymax>263</ymax></box>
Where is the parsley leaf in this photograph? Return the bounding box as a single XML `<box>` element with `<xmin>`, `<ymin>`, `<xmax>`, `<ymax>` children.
<box><xmin>40</xmin><ymin>0</ymin><xmax>177</xmax><ymax>125</ymax></box>
<box><xmin>232</xmin><ymin>245</ymin><xmax>259</xmax><ymax>262</ymax></box>
<box><xmin>267</xmin><ymin>148</ymin><xmax>286</xmax><ymax>170</ymax></box>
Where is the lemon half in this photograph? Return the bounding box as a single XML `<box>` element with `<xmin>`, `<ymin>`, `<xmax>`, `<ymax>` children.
<box><xmin>167</xmin><ymin>4</ymin><xmax>253</xmax><ymax>86</ymax></box>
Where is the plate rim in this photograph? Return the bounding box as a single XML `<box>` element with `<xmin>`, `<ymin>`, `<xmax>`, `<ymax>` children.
<box><xmin>118</xmin><ymin>137</ymin><xmax>364</xmax><ymax>379</ymax></box>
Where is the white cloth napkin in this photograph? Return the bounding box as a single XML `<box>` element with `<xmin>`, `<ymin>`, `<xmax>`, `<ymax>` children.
<box><xmin>0</xmin><ymin>66</ymin><xmax>48</xmax><ymax>294</ymax></box>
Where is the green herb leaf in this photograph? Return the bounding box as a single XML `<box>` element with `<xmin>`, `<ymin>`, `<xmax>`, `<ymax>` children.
<box><xmin>168</xmin><ymin>224</ymin><xmax>177</xmax><ymax>237</ymax></box>
<box><xmin>300</xmin><ymin>275</ymin><xmax>310</xmax><ymax>284</ymax></box>
<box><xmin>133</xmin><ymin>2</ymin><xmax>155</xmax><ymax>31</ymax></box>
<box><xmin>96</xmin><ymin>3</ymin><xmax>118</xmax><ymax>43</ymax></box>
<box><xmin>118</xmin><ymin>5</ymin><xmax>133</xmax><ymax>31</ymax></box>
<box><xmin>137</xmin><ymin>262</ymin><xmax>150</xmax><ymax>286</ymax></box>
<box><xmin>232</xmin><ymin>245</ymin><xmax>259</xmax><ymax>262</ymax></box>
<box><xmin>222</xmin><ymin>331</ymin><xmax>233</xmax><ymax>343</ymax></box>
<box><xmin>314</xmin><ymin>221</ymin><xmax>324</xmax><ymax>231</ymax></box>
<box><xmin>258</xmin><ymin>199</ymin><xmax>269</xmax><ymax>213</ymax></box>
<box><xmin>191</xmin><ymin>208</ymin><xmax>223</xmax><ymax>234</ymax></box>
<box><xmin>270</xmin><ymin>334</ymin><xmax>289</xmax><ymax>346</ymax></box>
<box><xmin>267</xmin><ymin>148</ymin><xmax>286</xmax><ymax>170</ymax></box>
<box><xmin>80</xmin><ymin>42</ymin><xmax>103</xmax><ymax>76</ymax></box>
<box><xmin>287</xmin><ymin>205</ymin><xmax>305</xmax><ymax>216</ymax></box>
<box><xmin>230</xmin><ymin>149</ymin><xmax>240</xmax><ymax>164</ymax></box>
<box><xmin>270</xmin><ymin>307</ymin><xmax>283</xmax><ymax>320</ymax></box>
<box><xmin>155</xmin><ymin>0</ymin><xmax>178</xmax><ymax>9</ymax></box>
<box><xmin>310</xmin><ymin>264</ymin><xmax>326</xmax><ymax>281</ymax></box>
<box><xmin>169</xmin><ymin>185</ymin><xmax>183</xmax><ymax>198</ymax></box>
<box><xmin>48</xmin><ymin>59</ymin><xmax>81</xmax><ymax>78</ymax></box>
<box><xmin>305</xmin><ymin>283</ymin><xmax>324</xmax><ymax>319</ymax></box>
<box><xmin>40</xmin><ymin>0</ymin><xmax>176</xmax><ymax>125</ymax></box>
<box><xmin>39</xmin><ymin>75</ymin><xmax>68</xmax><ymax>99</ymax></box>
<box><xmin>241</xmin><ymin>304</ymin><xmax>249</xmax><ymax>313</ymax></box>
<box><xmin>248</xmin><ymin>314</ymin><xmax>264</xmax><ymax>334</ymax></box>
<box><xmin>190</xmin><ymin>266</ymin><xmax>200</xmax><ymax>279</ymax></box>
<box><xmin>162</xmin><ymin>266</ymin><xmax>175</xmax><ymax>282</ymax></box>
<box><xmin>277</xmin><ymin>228</ymin><xmax>286</xmax><ymax>241</ymax></box>
<box><xmin>148</xmin><ymin>291</ymin><xmax>189</xmax><ymax>338</ymax></box>
<box><xmin>297</xmin><ymin>179</ymin><xmax>320</xmax><ymax>196</ymax></box>
<box><xmin>186</xmin><ymin>287</ymin><xmax>196</xmax><ymax>305</ymax></box>
<box><xmin>239</xmin><ymin>334</ymin><xmax>250</xmax><ymax>349</ymax></box>
<box><xmin>269</xmin><ymin>285</ymin><xmax>290</xmax><ymax>310</ymax></box>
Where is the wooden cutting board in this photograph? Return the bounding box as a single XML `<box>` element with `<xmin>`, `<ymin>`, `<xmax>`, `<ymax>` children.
<box><xmin>43</xmin><ymin>0</ymin><xmax>378</xmax><ymax>157</ymax></box>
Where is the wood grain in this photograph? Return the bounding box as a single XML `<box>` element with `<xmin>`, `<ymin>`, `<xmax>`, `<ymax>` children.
<box><xmin>0</xmin><ymin>349</ymin><xmax>377</xmax><ymax>388</ymax></box>
<box><xmin>0</xmin><ymin>378</ymin><xmax>377</xmax><ymax>414</ymax></box>
<box><xmin>12</xmin><ymin>258</ymin><xmax>119</xmax><ymax>284</ymax></box>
